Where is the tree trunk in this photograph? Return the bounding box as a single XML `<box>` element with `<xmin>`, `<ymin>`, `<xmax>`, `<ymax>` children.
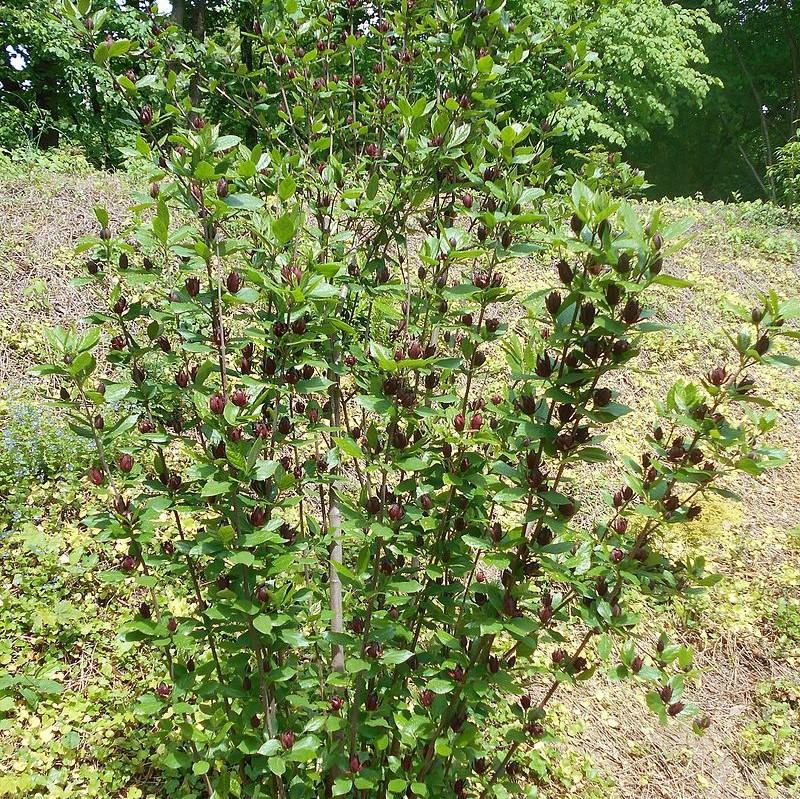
<box><xmin>171</xmin><ymin>0</ymin><xmax>185</xmax><ymax>28</ymax></box>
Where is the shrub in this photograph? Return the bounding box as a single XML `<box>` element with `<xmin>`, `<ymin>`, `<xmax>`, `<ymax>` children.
<box><xmin>769</xmin><ymin>131</ymin><xmax>800</xmax><ymax>206</ymax></box>
<box><xmin>38</xmin><ymin>1</ymin><xmax>800</xmax><ymax>797</ymax></box>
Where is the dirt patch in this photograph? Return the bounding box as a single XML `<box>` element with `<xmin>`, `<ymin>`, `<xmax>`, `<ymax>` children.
<box><xmin>0</xmin><ymin>171</ymin><xmax>129</xmax><ymax>384</ymax></box>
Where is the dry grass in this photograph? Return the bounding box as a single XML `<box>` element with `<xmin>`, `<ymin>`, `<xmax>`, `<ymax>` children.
<box><xmin>1</xmin><ymin>171</ymin><xmax>798</xmax><ymax>798</ymax></box>
<box><xmin>0</xmin><ymin>171</ymin><xmax>129</xmax><ymax>384</ymax></box>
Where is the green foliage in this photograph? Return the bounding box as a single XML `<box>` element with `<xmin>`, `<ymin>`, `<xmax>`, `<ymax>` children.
<box><xmin>0</xmin><ymin>0</ymin><xmax>151</xmax><ymax>164</ymax></box>
<box><xmin>769</xmin><ymin>131</ymin><xmax>800</xmax><ymax>206</ymax></box>
<box><xmin>0</xmin><ymin>392</ymin><xmax>94</xmax><ymax>509</ymax></box>
<box><xmin>0</xmin><ymin>482</ymin><xmax>162</xmax><ymax>799</ymax></box>
<box><xmin>740</xmin><ymin>680</ymin><xmax>800</xmax><ymax>793</ymax></box>
<box><xmin>628</xmin><ymin>0</ymin><xmax>800</xmax><ymax>201</ymax></box>
<box><xmin>510</xmin><ymin>0</ymin><xmax>719</xmax><ymax>147</ymax></box>
<box><xmin>22</xmin><ymin>1</ymin><xmax>800</xmax><ymax>797</ymax></box>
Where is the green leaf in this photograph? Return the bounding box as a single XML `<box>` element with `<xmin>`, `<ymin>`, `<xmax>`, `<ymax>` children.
<box><xmin>200</xmin><ymin>478</ymin><xmax>232</xmax><ymax>497</ymax></box>
<box><xmin>382</xmin><ymin>649</ymin><xmax>415</xmax><ymax>665</ymax></box>
<box><xmin>226</xmin><ymin>193</ymin><xmax>264</xmax><ymax>210</ymax></box>
<box><xmin>213</xmin><ymin>135</ymin><xmax>241</xmax><ymax>152</ymax></box>
<box><xmin>334</xmin><ymin>436</ymin><xmax>364</xmax><ymax>459</ymax></box>
<box><xmin>268</xmin><ymin>755</ymin><xmax>286</xmax><ymax>775</ymax></box>
<box><xmin>278</xmin><ymin>176</ymin><xmax>297</xmax><ymax>201</ymax></box>
<box><xmin>273</xmin><ymin>212</ymin><xmax>296</xmax><ymax>244</ymax></box>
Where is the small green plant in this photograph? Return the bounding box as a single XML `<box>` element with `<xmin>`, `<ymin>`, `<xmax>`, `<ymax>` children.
<box><xmin>741</xmin><ymin>680</ymin><xmax>800</xmax><ymax>792</ymax></box>
<box><xmin>34</xmin><ymin>1</ymin><xmax>800</xmax><ymax>797</ymax></box>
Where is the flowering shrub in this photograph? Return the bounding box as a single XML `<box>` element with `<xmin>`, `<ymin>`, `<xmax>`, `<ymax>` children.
<box><xmin>38</xmin><ymin>1</ymin><xmax>800</xmax><ymax>797</ymax></box>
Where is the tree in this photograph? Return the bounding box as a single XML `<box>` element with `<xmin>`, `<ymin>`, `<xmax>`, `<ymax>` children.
<box><xmin>629</xmin><ymin>0</ymin><xmax>800</xmax><ymax>200</ymax></box>
<box><xmin>0</xmin><ymin>0</ymin><xmax>148</xmax><ymax>161</ymax></box>
<box><xmin>507</xmin><ymin>0</ymin><xmax>719</xmax><ymax>148</ymax></box>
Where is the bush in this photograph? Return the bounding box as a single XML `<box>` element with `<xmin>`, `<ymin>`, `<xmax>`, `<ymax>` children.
<box><xmin>37</xmin><ymin>1</ymin><xmax>800</xmax><ymax>797</ymax></box>
<box><xmin>769</xmin><ymin>131</ymin><xmax>800</xmax><ymax>206</ymax></box>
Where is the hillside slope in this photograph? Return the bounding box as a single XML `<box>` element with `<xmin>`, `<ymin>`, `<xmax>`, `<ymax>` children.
<box><xmin>0</xmin><ymin>168</ymin><xmax>798</xmax><ymax>799</ymax></box>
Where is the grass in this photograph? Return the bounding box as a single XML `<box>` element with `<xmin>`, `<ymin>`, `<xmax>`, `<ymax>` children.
<box><xmin>0</xmin><ymin>166</ymin><xmax>798</xmax><ymax>798</ymax></box>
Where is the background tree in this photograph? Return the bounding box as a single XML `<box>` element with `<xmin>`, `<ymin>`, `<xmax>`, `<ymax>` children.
<box><xmin>0</xmin><ymin>0</ymin><xmax>150</xmax><ymax>161</ymax></box>
<box><xmin>509</xmin><ymin>0</ymin><xmax>720</xmax><ymax>149</ymax></box>
<box><xmin>629</xmin><ymin>0</ymin><xmax>800</xmax><ymax>200</ymax></box>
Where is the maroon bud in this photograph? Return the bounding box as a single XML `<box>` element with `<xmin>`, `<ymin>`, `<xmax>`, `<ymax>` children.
<box><xmin>621</xmin><ymin>298</ymin><xmax>641</xmax><ymax>324</ymax></box>
<box><xmin>579</xmin><ymin>301</ymin><xmax>596</xmax><ymax>328</ymax></box>
<box><xmin>232</xmin><ymin>388</ymin><xmax>248</xmax><ymax>407</ymax></box>
<box><xmin>155</xmin><ymin>681</ymin><xmax>171</xmax><ymax>698</ymax></box>
<box><xmin>535</xmin><ymin>353</ymin><xmax>553</xmax><ymax>378</ymax></box>
<box><xmin>695</xmin><ymin>715</ymin><xmax>711</xmax><ymax>730</ymax></box>
<box><xmin>388</xmin><ymin>503</ymin><xmax>405</xmax><ymax>522</ymax></box>
<box><xmin>490</xmin><ymin>522</ymin><xmax>503</xmax><ymax>543</ymax></box>
<box><xmin>175</xmin><ymin>369</ymin><xmax>190</xmax><ymax>389</ymax></box>
<box><xmin>545</xmin><ymin>291</ymin><xmax>561</xmax><ymax>316</ymax></box>
<box><xmin>209</xmin><ymin>394</ymin><xmax>226</xmax><ymax>414</ymax></box>
<box><xmin>280</xmin><ymin>731</ymin><xmax>295</xmax><ymax>749</ymax></box>
<box><xmin>556</xmin><ymin>259</ymin><xmax>573</xmax><ymax>284</ymax></box>
<box><xmin>226</xmin><ymin>272</ymin><xmax>242</xmax><ymax>294</ymax></box>
<box><xmin>593</xmin><ymin>387</ymin><xmax>612</xmax><ymax>407</ymax></box>
<box><xmin>348</xmin><ymin>753</ymin><xmax>362</xmax><ymax>774</ymax></box>
<box><xmin>420</xmin><ymin>689</ymin><xmax>434</xmax><ymax>708</ymax></box>
<box><xmin>668</xmin><ymin>701</ymin><xmax>685</xmax><ymax>717</ymax></box>
<box><xmin>185</xmin><ymin>276</ymin><xmax>200</xmax><ymax>297</ymax></box>
<box><xmin>216</xmin><ymin>177</ymin><xmax>229</xmax><ymax>199</ymax></box>
<box><xmin>707</xmin><ymin>366</ymin><xmax>727</xmax><ymax>386</ymax></box>
<box><xmin>88</xmin><ymin>466</ymin><xmax>105</xmax><ymax>486</ymax></box>
<box><xmin>139</xmin><ymin>105</ymin><xmax>153</xmax><ymax>126</ymax></box>
<box><xmin>611</xmin><ymin>517</ymin><xmax>628</xmax><ymax>534</ymax></box>
<box><xmin>330</xmin><ymin>694</ymin><xmax>344</xmax><ymax>712</ymax></box>
<box><xmin>118</xmin><ymin>453</ymin><xmax>133</xmax><ymax>473</ymax></box>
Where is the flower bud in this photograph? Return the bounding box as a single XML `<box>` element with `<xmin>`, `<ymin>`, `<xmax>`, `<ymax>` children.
<box><xmin>209</xmin><ymin>393</ymin><xmax>225</xmax><ymax>414</ymax></box>
<box><xmin>545</xmin><ymin>291</ymin><xmax>561</xmax><ymax>316</ymax></box>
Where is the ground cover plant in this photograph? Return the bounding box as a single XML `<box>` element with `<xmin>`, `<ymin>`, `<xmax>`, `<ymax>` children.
<box><xmin>1</xmin><ymin>1</ymin><xmax>798</xmax><ymax>798</ymax></box>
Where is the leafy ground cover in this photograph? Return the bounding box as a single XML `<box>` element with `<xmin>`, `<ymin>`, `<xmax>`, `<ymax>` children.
<box><xmin>0</xmin><ymin>165</ymin><xmax>798</xmax><ymax>799</ymax></box>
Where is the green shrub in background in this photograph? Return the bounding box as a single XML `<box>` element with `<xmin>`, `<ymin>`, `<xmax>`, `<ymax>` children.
<box><xmin>769</xmin><ymin>131</ymin><xmax>800</xmax><ymax>207</ymax></box>
<box><xmin>33</xmin><ymin>0</ymin><xmax>800</xmax><ymax>797</ymax></box>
